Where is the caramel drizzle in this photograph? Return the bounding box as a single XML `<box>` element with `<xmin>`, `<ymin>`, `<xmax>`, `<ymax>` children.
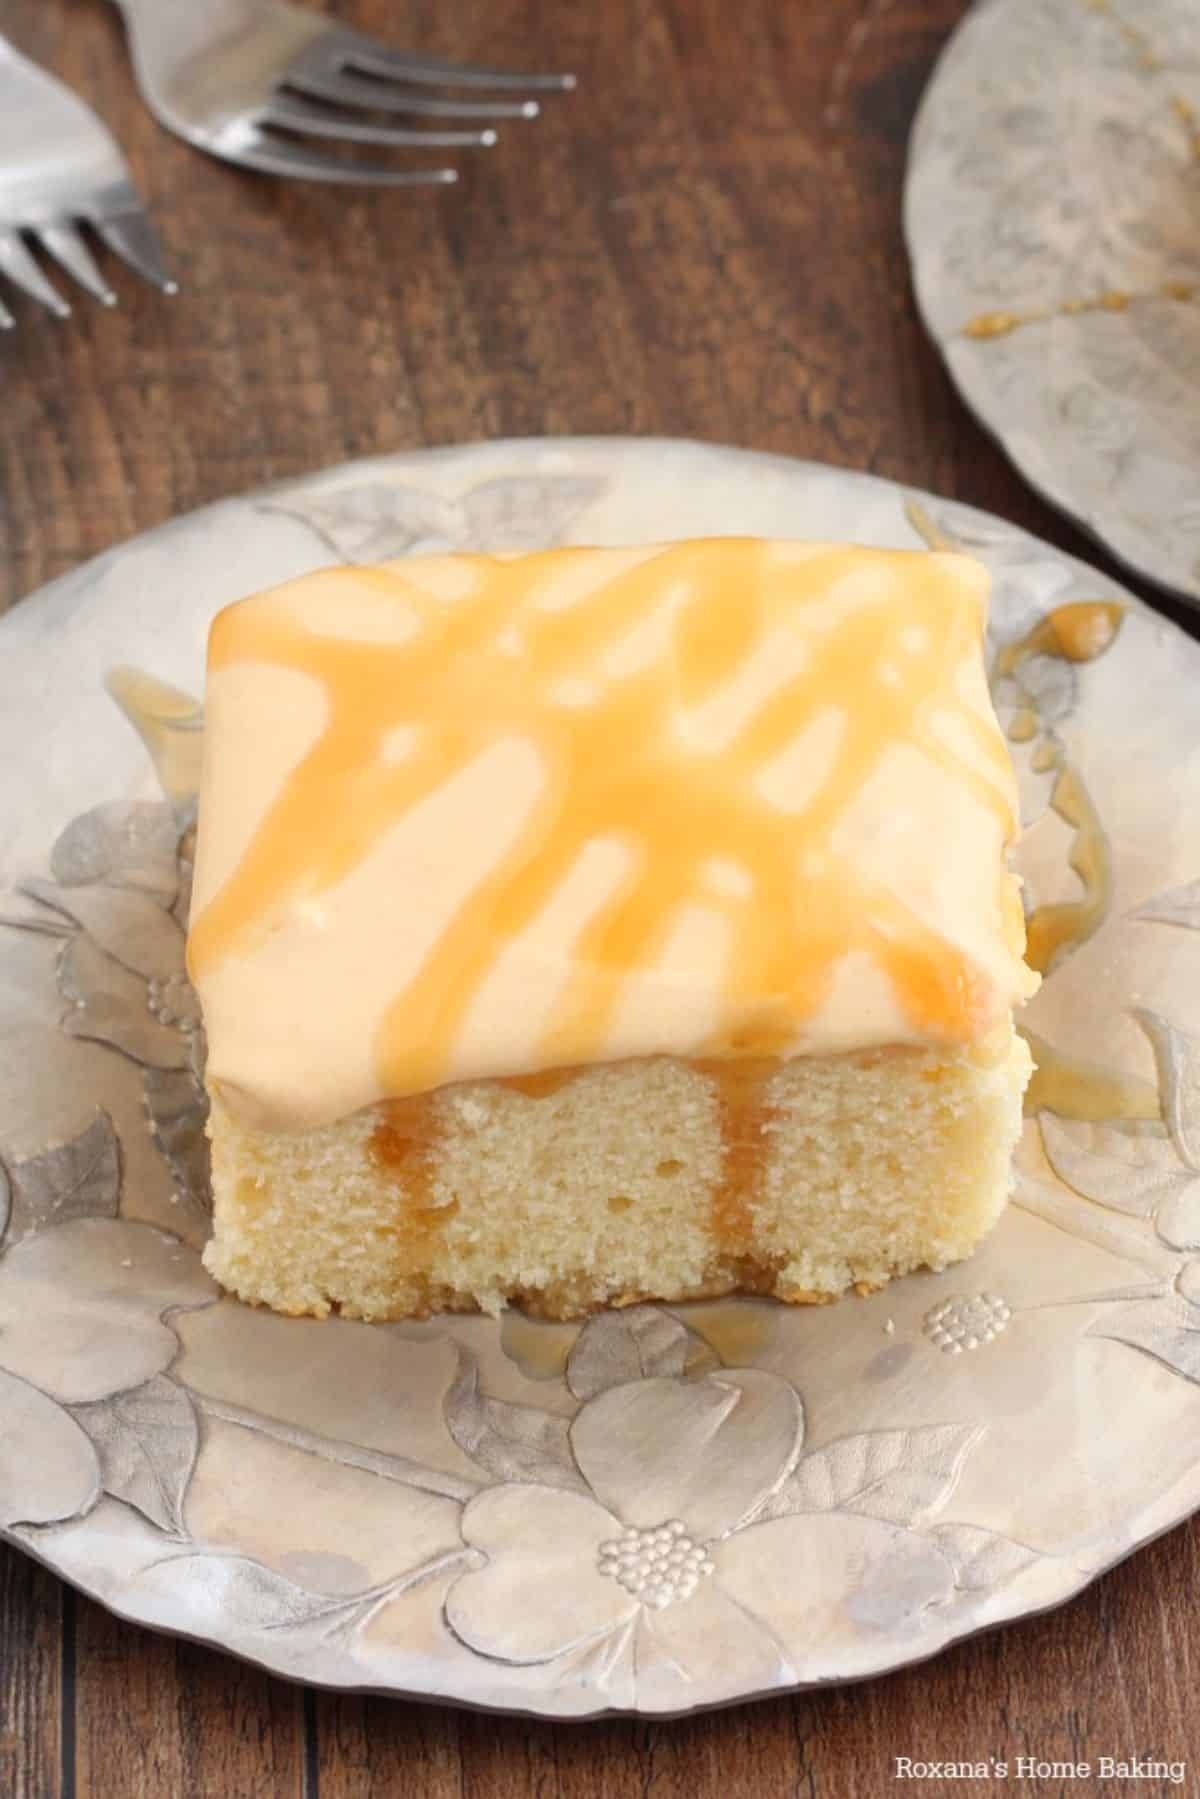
<box><xmin>996</xmin><ymin>600</ymin><xmax>1135</xmax><ymax>1115</ymax></box>
<box><xmin>1027</xmin><ymin>762</ymin><xmax>1114</xmax><ymax>977</ymax></box>
<box><xmin>189</xmin><ymin>542</ymin><xmax>1020</xmax><ymax>1100</ymax></box>
<box><xmin>696</xmin><ymin>1058</ymin><xmax>777</xmax><ymax>1258</ymax></box>
<box><xmin>993</xmin><ymin>600</ymin><xmax>1124</xmax><ymax>681</ymax></box>
<box><xmin>1173</xmin><ymin>96</ymin><xmax>1200</xmax><ymax>163</ymax></box>
<box><xmin>1084</xmin><ymin>0</ymin><xmax>1160</xmax><ymax>69</ymax></box>
<box><xmin>995</xmin><ymin>601</ymin><xmax>1124</xmax><ymax>979</ymax></box>
<box><xmin>909</xmin><ymin>495</ymin><xmax>1140</xmax><ymax>1124</ymax></box>
<box><xmin>369</xmin><ymin>1094</ymin><xmax>438</xmax><ymax>1209</ymax></box>
<box><xmin>962</xmin><ymin>284</ymin><xmax>1197</xmax><ymax>343</ymax></box>
<box><xmin>375</xmin><ymin>1054</ymin><xmax>782</xmax><ymax>1259</ymax></box>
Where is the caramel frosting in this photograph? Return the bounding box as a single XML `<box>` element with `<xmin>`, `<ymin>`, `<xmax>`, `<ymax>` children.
<box><xmin>187</xmin><ymin>540</ymin><xmax>1037</xmax><ymax>1130</ymax></box>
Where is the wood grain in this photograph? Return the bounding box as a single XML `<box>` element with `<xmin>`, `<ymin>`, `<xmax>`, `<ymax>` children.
<box><xmin>72</xmin><ymin>1595</ymin><xmax>306</xmax><ymax>1798</ymax></box>
<box><xmin>2</xmin><ymin>0</ymin><xmax>1199</xmax><ymax>1792</ymax></box>
<box><xmin>0</xmin><ymin>1551</ymin><xmax>63</xmax><ymax>1799</ymax></box>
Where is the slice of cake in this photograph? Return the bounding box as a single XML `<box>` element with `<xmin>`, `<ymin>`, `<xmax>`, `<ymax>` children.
<box><xmin>187</xmin><ymin>539</ymin><xmax>1037</xmax><ymax>1320</ymax></box>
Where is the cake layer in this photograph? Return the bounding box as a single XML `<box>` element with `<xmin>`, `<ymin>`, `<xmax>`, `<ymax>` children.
<box><xmin>202</xmin><ymin>1031</ymin><xmax>1032</xmax><ymax>1320</ymax></box>
<box><xmin>188</xmin><ymin>540</ymin><xmax>1036</xmax><ymax>1131</ymax></box>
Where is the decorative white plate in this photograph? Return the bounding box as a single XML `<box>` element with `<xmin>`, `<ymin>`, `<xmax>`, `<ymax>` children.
<box><xmin>2</xmin><ymin>438</ymin><xmax>1200</xmax><ymax>1718</ymax></box>
<box><xmin>905</xmin><ymin>0</ymin><xmax>1200</xmax><ymax>603</ymax></box>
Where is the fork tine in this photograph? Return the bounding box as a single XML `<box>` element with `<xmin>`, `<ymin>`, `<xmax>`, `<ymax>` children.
<box><xmin>263</xmin><ymin>99</ymin><xmax>496</xmax><ymax>150</ymax></box>
<box><xmin>236</xmin><ymin>134</ymin><xmax>460</xmax><ymax>187</ymax></box>
<box><xmin>289</xmin><ymin>67</ymin><xmax>539</xmax><ymax>121</ymax></box>
<box><xmin>340</xmin><ymin>41</ymin><xmax>576</xmax><ymax>94</ymax></box>
<box><xmin>0</xmin><ymin>295</ymin><xmax>14</xmax><ymax>330</ymax></box>
<box><xmin>92</xmin><ymin>207</ymin><xmax>178</xmax><ymax>295</ymax></box>
<box><xmin>35</xmin><ymin>223</ymin><xmax>116</xmax><ymax>307</ymax></box>
<box><xmin>0</xmin><ymin>233</ymin><xmax>70</xmax><ymax>318</ymax></box>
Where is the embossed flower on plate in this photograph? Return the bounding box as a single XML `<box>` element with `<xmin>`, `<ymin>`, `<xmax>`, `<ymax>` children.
<box><xmin>924</xmin><ymin>1293</ymin><xmax>1013</xmax><ymax>1354</ymax></box>
<box><xmin>0</xmin><ymin>1218</ymin><xmax>216</xmax><ymax>1407</ymax></box>
<box><xmin>2</xmin><ymin>800</ymin><xmax>212</xmax><ymax>1215</ymax></box>
<box><xmin>0</xmin><ymin>1115</ymin><xmax>217</xmax><ymax>1530</ymax></box>
<box><xmin>19</xmin><ymin>802</ymin><xmax>199</xmax><ymax>1073</ymax></box>
<box><xmin>445</xmin><ymin>1355</ymin><xmax>957</xmax><ymax>1706</ymax></box>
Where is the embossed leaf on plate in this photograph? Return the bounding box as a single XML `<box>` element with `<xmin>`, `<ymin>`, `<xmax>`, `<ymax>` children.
<box><xmin>142</xmin><ymin>1069</ymin><xmax>211</xmax><ymax>1217</ymax></box>
<box><xmin>263</xmin><ymin>484</ymin><xmax>463</xmax><ymax>562</ymax></box>
<box><xmin>1155</xmin><ymin>1187</ymin><xmax>1200</xmax><ymax>1254</ymax></box>
<box><xmin>4</xmin><ymin>1111</ymin><xmax>120</xmax><ymax>1249</ymax></box>
<box><xmin>566</xmin><ymin>1304</ymin><xmax>718</xmax><ymax>1401</ymax></box>
<box><xmin>1136</xmin><ymin>1010</ymin><xmax>1200</xmax><ymax>1173</ymax></box>
<box><xmin>58</xmin><ymin>936</ymin><xmax>189</xmax><ymax>1070</ymax></box>
<box><xmin>0</xmin><ymin>897</ymin><xmax>73</xmax><ymax>938</ymax></box>
<box><xmin>444</xmin><ymin>1348</ymin><xmax>588</xmax><ymax>1494</ymax></box>
<box><xmin>1039</xmin><ymin>1114</ymin><xmax>1192</xmax><ymax>1220</ymax></box>
<box><xmin>69</xmin><ymin>1374</ymin><xmax>198</xmax><ymax>1537</ymax></box>
<box><xmin>1091</xmin><ymin>1294</ymin><xmax>1200</xmax><ymax>1384</ymax></box>
<box><xmin>713</xmin><ymin>1513</ymin><xmax>952</xmax><ymax>1673</ymax></box>
<box><xmin>1015</xmin><ymin>1175</ymin><xmax>1180</xmax><ymax>1275</ymax></box>
<box><xmin>757</xmin><ymin>1425</ymin><xmax>980</xmax><ymax>1528</ymax></box>
<box><xmin>1131</xmin><ymin>879</ymin><xmax>1200</xmax><ymax>931</ymax></box>
<box><xmin>49</xmin><ymin>802</ymin><xmax>180</xmax><ymax>907</ymax></box>
<box><xmin>131</xmin><ymin>1551</ymin><xmax>372</xmax><ymax>1636</ymax></box>
<box><xmin>460</xmin><ymin>476</ymin><xmax>607</xmax><ymax>549</ymax></box>
<box><xmin>133</xmin><ymin>1545</ymin><xmax>473</xmax><ymax>1650</ymax></box>
<box><xmin>19</xmin><ymin>879</ymin><xmax>184</xmax><ymax>984</ymax></box>
<box><xmin>1011</xmin><ymin>654</ymin><xmax>1076</xmax><ymax>724</ymax></box>
<box><xmin>928</xmin><ymin>1522</ymin><xmax>1046</xmax><ymax>1593</ymax></box>
<box><xmin>172</xmin><ymin>854</ymin><xmax>194</xmax><ymax>932</ymax></box>
<box><xmin>0</xmin><ymin>1369</ymin><xmax>101</xmax><ymax>1528</ymax></box>
<box><xmin>264</xmin><ymin>474</ymin><xmax>606</xmax><ymax>563</ymax></box>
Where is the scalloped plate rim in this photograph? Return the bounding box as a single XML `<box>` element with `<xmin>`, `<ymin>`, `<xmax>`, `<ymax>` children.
<box><xmin>2</xmin><ymin>436</ymin><xmax>1199</xmax><ymax>1718</ymax></box>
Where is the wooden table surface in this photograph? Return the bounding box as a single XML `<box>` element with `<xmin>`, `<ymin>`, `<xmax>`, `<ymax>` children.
<box><xmin>2</xmin><ymin>0</ymin><xmax>1198</xmax><ymax>1793</ymax></box>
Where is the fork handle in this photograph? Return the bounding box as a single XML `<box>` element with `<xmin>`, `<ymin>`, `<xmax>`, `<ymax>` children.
<box><xmin>111</xmin><ymin>0</ymin><xmax>318</xmax><ymax>68</ymax></box>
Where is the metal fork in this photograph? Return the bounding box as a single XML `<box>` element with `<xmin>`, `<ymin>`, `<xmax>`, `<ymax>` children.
<box><xmin>112</xmin><ymin>0</ymin><xmax>575</xmax><ymax>186</ymax></box>
<box><xmin>0</xmin><ymin>34</ymin><xmax>174</xmax><ymax>325</ymax></box>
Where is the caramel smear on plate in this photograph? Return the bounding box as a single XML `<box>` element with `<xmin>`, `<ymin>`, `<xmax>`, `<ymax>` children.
<box><xmin>1021</xmin><ymin>1028</ymin><xmax>1160</xmax><ymax>1122</ymax></box>
<box><xmin>997</xmin><ymin>602</ymin><xmax>1124</xmax><ymax>979</ymax></box>
<box><xmin>961</xmin><ymin>286</ymin><xmax>1196</xmax><ymax>342</ymax></box>
<box><xmin>105</xmin><ymin>666</ymin><xmax>205</xmax><ymax>806</ymax></box>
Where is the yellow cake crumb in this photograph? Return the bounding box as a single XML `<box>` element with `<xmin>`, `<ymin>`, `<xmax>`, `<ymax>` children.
<box><xmin>203</xmin><ymin>1035</ymin><xmax>1031</xmax><ymax>1320</ymax></box>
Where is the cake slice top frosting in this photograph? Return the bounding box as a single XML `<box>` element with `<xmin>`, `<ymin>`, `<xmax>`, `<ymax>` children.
<box><xmin>188</xmin><ymin>539</ymin><xmax>1037</xmax><ymax>1130</ymax></box>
